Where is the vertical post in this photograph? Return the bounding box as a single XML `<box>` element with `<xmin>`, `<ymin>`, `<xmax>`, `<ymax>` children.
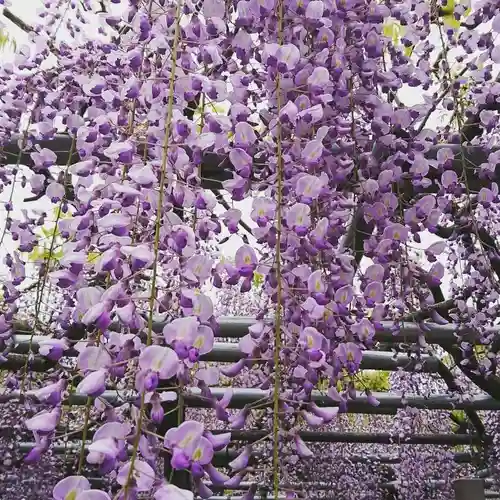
<box><xmin>158</xmin><ymin>385</ymin><xmax>191</xmax><ymax>490</ymax></box>
<box><xmin>453</xmin><ymin>478</ymin><xmax>485</xmax><ymax>500</ymax></box>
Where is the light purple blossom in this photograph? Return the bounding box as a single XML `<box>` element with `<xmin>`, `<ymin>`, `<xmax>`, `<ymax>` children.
<box><xmin>335</xmin><ymin>342</ymin><xmax>363</xmax><ymax>372</ymax></box>
<box><xmin>154</xmin><ymin>484</ymin><xmax>194</xmax><ymax>500</ymax></box>
<box><xmin>76</xmin><ymin>368</ymin><xmax>107</xmax><ymax>397</ymax></box>
<box><xmin>137</xmin><ymin>345</ymin><xmax>179</xmax><ymax>390</ymax></box>
<box><xmin>117</xmin><ymin>459</ymin><xmax>155</xmax><ymax>491</ymax></box>
<box><xmin>25</xmin><ymin>407</ymin><xmax>61</xmax><ymax>434</ymax></box>
<box><xmin>286</xmin><ymin>203</ymin><xmax>311</xmax><ymax>235</ymax></box>
<box><xmin>53</xmin><ymin>476</ymin><xmax>91</xmax><ymax>500</ymax></box>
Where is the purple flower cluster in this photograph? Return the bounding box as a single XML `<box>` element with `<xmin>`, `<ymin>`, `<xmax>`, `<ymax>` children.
<box><xmin>0</xmin><ymin>0</ymin><xmax>499</xmax><ymax>497</ymax></box>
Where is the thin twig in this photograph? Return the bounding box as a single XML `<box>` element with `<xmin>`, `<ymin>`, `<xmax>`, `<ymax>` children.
<box><xmin>416</xmin><ymin>66</ymin><xmax>468</xmax><ymax>135</ymax></box>
<box><xmin>213</xmin><ymin>189</ymin><xmax>255</xmax><ymax>239</ymax></box>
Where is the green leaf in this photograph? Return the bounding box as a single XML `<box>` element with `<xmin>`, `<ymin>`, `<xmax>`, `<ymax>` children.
<box><xmin>87</xmin><ymin>252</ymin><xmax>100</xmax><ymax>263</ymax></box>
<box><xmin>451</xmin><ymin>409</ymin><xmax>466</xmax><ymax>422</ymax></box>
<box><xmin>0</xmin><ymin>30</ymin><xmax>16</xmax><ymax>52</ymax></box>
<box><xmin>443</xmin><ymin>15</ymin><xmax>459</xmax><ymax>28</ymax></box>
<box><xmin>253</xmin><ymin>272</ymin><xmax>264</xmax><ymax>288</ymax></box>
<box><xmin>41</xmin><ymin>226</ymin><xmax>59</xmax><ymax>239</ymax></box>
<box><xmin>438</xmin><ymin>0</ymin><xmax>471</xmax><ymax>29</ymax></box>
<box><xmin>355</xmin><ymin>370</ymin><xmax>391</xmax><ymax>391</ymax></box>
<box><xmin>27</xmin><ymin>244</ymin><xmax>63</xmax><ymax>263</ymax></box>
<box><xmin>27</xmin><ymin>247</ymin><xmax>44</xmax><ymax>262</ymax></box>
<box><xmin>450</xmin><ymin>409</ymin><xmax>467</xmax><ymax>433</ymax></box>
<box><xmin>474</xmin><ymin>344</ymin><xmax>487</xmax><ymax>359</ymax></box>
<box><xmin>403</xmin><ymin>45</ymin><xmax>414</xmax><ymax>57</ymax></box>
<box><xmin>383</xmin><ymin>19</ymin><xmax>404</xmax><ymax>45</ymax></box>
<box><xmin>53</xmin><ymin>206</ymin><xmax>72</xmax><ymax>220</ymax></box>
<box><xmin>383</xmin><ymin>19</ymin><xmax>413</xmax><ymax>56</ymax></box>
<box><xmin>440</xmin><ymin>0</ymin><xmax>456</xmax><ymax>16</ymax></box>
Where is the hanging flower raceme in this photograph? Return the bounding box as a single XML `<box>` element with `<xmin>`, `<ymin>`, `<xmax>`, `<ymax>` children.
<box><xmin>86</xmin><ymin>422</ymin><xmax>131</xmax><ymax>474</ymax></box>
<box><xmin>28</xmin><ymin>379</ymin><xmax>66</xmax><ymax>406</ymax></box>
<box><xmin>136</xmin><ymin>345</ymin><xmax>180</xmax><ymax>392</ymax></box>
<box><xmin>76</xmin><ymin>345</ymin><xmax>113</xmax><ymax>397</ymax></box>
<box><xmin>233</xmin><ymin>244</ymin><xmax>259</xmax><ymax>292</ymax></box>
<box><xmin>53</xmin><ymin>476</ymin><xmax>113</xmax><ymax>500</ymax></box>
<box><xmin>164</xmin><ymin>421</ymin><xmax>230</xmax><ymax>497</ymax></box>
<box><xmin>163</xmin><ymin>316</ymin><xmax>214</xmax><ymax>364</ymax></box>
<box><xmin>2</xmin><ymin>0</ymin><xmax>500</xmax><ymax>497</ymax></box>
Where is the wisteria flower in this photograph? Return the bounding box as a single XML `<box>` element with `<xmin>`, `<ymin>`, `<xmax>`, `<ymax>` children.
<box><xmin>25</xmin><ymin>407</ymin><xmax>61</xmax><ymax>434</ymax></box>
<box><xmin>154</xmin><ymin>484</ymin><xmax>194</xmax><ymax>500</ymax></box>
<box><xmin>53</xmin><ymin>476</ymin><xmax>90</xmax><ymax>500</ymax></box>
<box><xmin>137</xmin><ymin>345</ymin><xmax>180</xmax><ymax>391</ymax></box>
<box><xmin>117</xmin><ymin>459</ymin><xmax>155</xmax><ymax>491</ymax></box>
<box><xmin>335</xmin><ymin>342</ymin><xmax>363</xmax><ymax>373</ymax></box>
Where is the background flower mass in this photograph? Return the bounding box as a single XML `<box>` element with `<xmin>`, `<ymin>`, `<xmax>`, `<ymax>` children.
<box><xmin>2</xmin><ymin>0</ymin><xmax>500</xmax><ymax>498</ymax></box>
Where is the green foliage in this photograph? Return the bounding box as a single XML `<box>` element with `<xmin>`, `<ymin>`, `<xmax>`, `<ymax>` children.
<box><xmin>194</xmin><ymin>101</ymin><xmax>228</xmax><ymax>133</ymax></box>
<box><xmin>450</xmin><ymin>409</ymin><xmax>466</xmax><ymax>433</ymax></box>
<box><xmin>355</xmin><ymin>370</ymin><xmax>391</xmax><ymax>391</ymax></box>
<box><xmin>474</xmin><ymin>344</ymin><xmax>487</xmax><ymax>357</ymax></box>
<box><xmin>441</xmin><ymin>353</ymin><xmax>453</xmax><ymax>367</ymax></box>
<box><xmin>382</xmin><ymin>20</ymin><xmax>403</xmax><ymax>46</ymax></box>
<box><xmin>382</xmin><ymin>19</ymin><xmax>413</xmax><ymax>57</ymax></box>
<box><xmin>28</xmin><ymin>245</ymin><xmax>64</xmax><ymax>263</ymax></box>
<box><xmin>27</xmin><ymin>225</ymin><xmax>62</xmax><ymax>263</ymax></box>
<box><xmin>253</xmin><ymin>272</ymin><xmax>264</xmax><ymax>288</ymax></box>
<box><xmin>440</xmin><ymin>0</ymin><xmax>471</xmax><ymax>29</ymax></box>
<box><xmin>26</xmin><ymin>208</ymin><xmax>72</xmax><ymax>264</ymax></box>
<box><xmin>318</xmin><ymin>370</ymin><xmax>391</xmax><ymax>392</ymax></box>
<box><xmin>0</xmin><ymin>30</ymin><xmax>16</xmax><ymax>52</ymax></box>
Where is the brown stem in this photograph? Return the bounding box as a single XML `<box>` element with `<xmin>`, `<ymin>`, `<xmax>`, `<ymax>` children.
<box><xmin>3</xmin><ymin>8</ymin><xmax>33</xmax><ymax>34</ymax></box>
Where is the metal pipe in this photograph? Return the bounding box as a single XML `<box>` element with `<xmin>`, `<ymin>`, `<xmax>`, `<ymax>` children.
<box><xmin>16</xmin><ymin>434</ymin><xmax>479</xmax><ymax>454</ymax></box>
<box><xmin>453</xmin><ymin>478</ymin><xmax>485</xmax><ymax>500</ymax></box>
<box><xmin>207</xmin><ymin>478</ymin><xmax>497</xmax><ymax>492</ymax></box>
<box><xmin>9</xmin><ymin>335</ymin><xmax>441</xmax><ymax>372</ymax></box>
<box><xmin>3</xmin><ymin>137</ymin><xmax>497</xmax><ymax>193</ymax></box>
<box><xmin>183</xmin><ymin>387</ymin><xmax>500</xmax><ymax>412</ymax></box>
<box><xmin>224</xmin><ymin>430</ymin><xmax>484</xmax><ymax>446</ymax></box>
<box><xmin>215</xmin><ymin>317</ymin><xmax>487</xmax><ymax>345</ymax></box>
<box><xmin>478</xmin><ymin>469</ymin><xmax>492</xmax><ymax>478</ymax></box>
<box><xmin>3</xmin><ymin>387</ymin><xmax>500</xmax><ymax>414</ymax></box>
<box><xmin>7</xmin><ymin>318</ymin><xmax>490</xmax><ymax>346</ymax></box>
<box><xmin>16</xmin><ymin>442</ymin><xmax>238</xmax><ymax>464</ymax></box>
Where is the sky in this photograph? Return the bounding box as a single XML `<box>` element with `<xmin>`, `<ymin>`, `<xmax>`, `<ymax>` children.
<box><xmin>0</xmin><ymin>0</ymin><xmax>460</xmax><ymax>300</ymax></box>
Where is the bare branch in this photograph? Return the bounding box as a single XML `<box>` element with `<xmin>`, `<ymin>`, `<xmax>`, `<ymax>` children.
<box><xmin>3</xmin><ymin>8</ymin><xmax>34</xmax><ymax>34</ymax></box>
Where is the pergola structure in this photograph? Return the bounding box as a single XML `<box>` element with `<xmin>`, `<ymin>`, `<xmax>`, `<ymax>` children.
<box><xmin>0</xmin><ymin>0</ymin><xmax>500</xmax><ymax>493</ymax></box>
<box><xmin>2</xmin><ymin>119</ymin><xmax>500</xmax><ymax>499</ymax></box>
<box><xmin>1</xmin><ymin>315</ymin><xmax>499</xmax><ymax>498</ymax></box>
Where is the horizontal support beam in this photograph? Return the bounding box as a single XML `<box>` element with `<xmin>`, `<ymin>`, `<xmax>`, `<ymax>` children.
<box><xmin>185</xmin><ymin>388</ymin><xmax>500</xmax><ymax>412</ymax></box>
<box><xmin>9</xmin><ymin>337</ymin><xmax>246</xmax><ymax>360</ymax></box>
<box><xmin>7</xmin><ymin>335</ymin><xmax>440</xmax><ymax>372</ymax></box>
<box><xmin>8</xmin><ymin>318</ymin><xmax>486</xmax><ymax>347</ymax></box>
<box><xmin>2</xmin><ymin>134</ymin><xmax>80</xmax><ymax>169</ymax></box>
<box><xmin>0</xmin><ymin>353</ymin><xmax>57</xmax><ymax>372</ymax></box>
<box><xmin>224</xmin><ymin>430</ymin><xmax>484</xmax><ymax>446</ymax></box>
<box><xmin>16</xmin><ymin>442</ymin><xmax>238</xmax><ymax>467</ymax></box>
<box><xmin>17</xmin><ymin>441</ymin><xmax>474</xmax><ymax>462</ymax></box>
<box><xmin>193</xmin><ymin>494</ymin><xmax>500</xmax><ymax>500</ymax></box>
<box><xmin>215</xmin><ymin>317</ymin><xmax>485</xmax><ymax>345</ymax></box>
<box><xmin>196</xmin><ymin>497</ymin><xmax>286</xmax><ymax>500</ymax></box>
<box><xmin>208</xmin><ymin>477</ymin><xmax>496</xmax><ymax>492</ymax></box>
<box><xmin>2</xmin><ymin>387</ymin><xmax>499</xmax><ymax>414</ymax></box>
<box><xmin>3</xmin><ymin>136</ymin><xmax>498</xmax><ymax>193</ymax></box>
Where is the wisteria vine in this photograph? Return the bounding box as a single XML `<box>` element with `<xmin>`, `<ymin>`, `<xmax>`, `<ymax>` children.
<box><xmin>1</xmin><ymin>0</ymin><xmax>500</xmax><ymax>498</ymax></box>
